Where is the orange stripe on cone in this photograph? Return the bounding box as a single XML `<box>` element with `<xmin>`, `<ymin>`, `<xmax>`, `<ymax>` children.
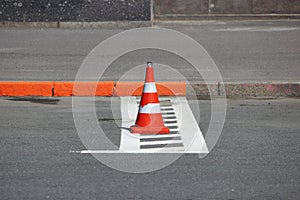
<box><xmin>134</xmin><ymin>113</ymin><xmax>166</xmax><ymax>127</ymax></box>
<box><xmin>139</xmin><ymin>93</ymin><xmax>159</xmax><ymax>107</ymax></box>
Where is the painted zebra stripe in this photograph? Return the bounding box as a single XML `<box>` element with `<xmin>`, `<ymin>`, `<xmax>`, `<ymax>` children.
<box><xmin>164</xmin><ymin>123</ymin><xmax>178</xmax><ymax>126</ymax></box>
<box><xmin>139</xmin><ymin>134</ymin><xmax>181</xmax><ymax>139</ymax></box>
<box><xmin>139</xmin><ymin>140</ymin><xmax>183</xmax><ymax>145</ymax></box>
<box><xmin>163</xmin><ymin>118</ymin><xmax>177</xmax><ymax>122</ymax></box>
<box><xmin>140</xmin><ymin>137</ymin><xmax>181</xmax><ymax>142</ymax></box>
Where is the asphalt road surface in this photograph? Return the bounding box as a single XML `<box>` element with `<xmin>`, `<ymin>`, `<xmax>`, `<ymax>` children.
<box><xmin>0</xmin><ymin>97</ymin><xmax>299</xmax><ymax>199</ymax></box>
<box><xmin>0</xmin><ymin>20</ymin><xmax>299</xmax><ymax>81</ymax></box>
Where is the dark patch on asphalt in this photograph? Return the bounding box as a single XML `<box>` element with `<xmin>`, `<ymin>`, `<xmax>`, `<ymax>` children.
<box><xmin>98</xmin><ymin>118</ymin><xmax>121</xmax><ymax>121</ymax></box>
<box><xmin>246</xmin><ymin>97</ymin><xmax>278</xmax><ymax>100</ymax></box>
<box><xmin>239</xmin><ymin>102</ymin><xmax>273</xmax><ymax>107</ymax></box>
<box><xmin>196</xmin><ymin>95</ymin><xmax>212</xmax><ymax>100</ymax></box>
<box><xmin>7</xmin><ymin>97</ymin><xmax>60</xmax><ymax>105</ymax></box>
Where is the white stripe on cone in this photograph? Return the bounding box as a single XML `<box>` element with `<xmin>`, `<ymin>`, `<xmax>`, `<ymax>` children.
<box><xmin>142</xmin><ymin>82</ymin><xmax>157</xmax><ymax>93</ymax></box>
<box><xmin>138</xmin><ymin>103</ymin><xmax>161</xmax><ymax>114</ymax></box>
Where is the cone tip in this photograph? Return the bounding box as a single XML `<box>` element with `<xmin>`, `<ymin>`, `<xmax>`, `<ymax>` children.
<box><xmin>147</xmin><ymin>61</ymin><xmax>153</xmax><ymax>67</ymax></box>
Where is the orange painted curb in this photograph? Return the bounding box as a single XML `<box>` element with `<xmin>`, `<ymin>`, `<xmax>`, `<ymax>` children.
<box><xmin>0</xmin><ymin>81</ymin><xmax>185</xmax><ymax>97</ymax></box>
<box><xmin>0</xmin><ymin>82</ymin><xmax>53</xmax><ymax>96</ymax></box>
<box><xmin>157</xmin><ymin>82</ymin><xmax>186</xmax><ymax>96</ymax></box>
<box><xmin>114</xmin><ymin>82</ymin><xmax>186</xmax><ymax>96</ymax></box>
<box><xmin>53</xmin><ymin>82</ymin><xmax>114</xmax><ymax>96</ymax></box>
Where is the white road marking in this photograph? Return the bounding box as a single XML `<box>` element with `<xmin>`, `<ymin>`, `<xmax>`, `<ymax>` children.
<box><xmin>119</xmin><ymin>97</ymin><xmax>140</xmax><ymax>151</ymax></box>
<box><xmin>161</xmin><ymin>110</ymin><xmax>175</xmax><ymax>113</ymax></box>
<box><xmin>164</xmin><ymin>123</ymin><xmax>178</xmax><ymax>126</ymax></box>
<box><xmin>76</xmin><ymin>149</ymin><xmax>207</xmax><ymax>154</ymax></box>
<box><xmin>140</xmin><ymin>140</ymin><xmax>183</xmax><ymax>145</ymax></box>
<box><xmin>162</xmin><ymin>114</ymin><xmax>176</xmax><ymax>117</ymax></box>
<box><xmin>173</xmin><ymin>97</ymin><xmax>209</xmax><ymax>153</ymax></box>
<box><xmin>163</xmin><ymin>118</ymin><xmax>177</xmax><ymax>122</ymax></box>
<box><xmin>160</xmin><ymin>106</ymin><xmax>174</xmax><ymax>109</ymax></box>
<box><xmin>252</xmin><ymin>27</ymin><xmax>299</xmax><ymax>32</ymax></box>
<box><xmin>75</xmin><ymin>96</ymin><xmax>209</xmax><ymax>154</ymax></box>
<box><xmin>215</xmin><ymin>27</ymin><xmax>299</xmax><ymax>32</ymax></box>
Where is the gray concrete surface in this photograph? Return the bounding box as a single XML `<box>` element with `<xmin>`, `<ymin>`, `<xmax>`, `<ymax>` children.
<box><xmin>0</xmin><ymin>97</ymin><xmax>299</xmax><ymax>199</ymax></box>
<box><xmin>0</xmin><ymin>20</ymin><xmax>299</xmax><ymax>82</ymax></box>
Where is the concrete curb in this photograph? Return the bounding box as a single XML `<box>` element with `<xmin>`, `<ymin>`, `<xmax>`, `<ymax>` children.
<box><xmin>1</xmin><ymin>18</ymin><xmax>300</xmax><ymax>29</ymax></box>
<box><xmin>0</xmin><ymin>81</ymin><xmax>299</xmax><ymax>98</ymax></box>
<box><xmin>190</xmin><ymin>82</ymin><xmax>300</xmax><ymax>99</ymax></box>
<box><xmin>154</xmin><ymin>14</ymin><xmax>300</xmax><ymax>21</ymax></box>
<box><xmin>0</xmin><ymin>21</ymin><xmax>151</xmax><ymax>29</ymax></box>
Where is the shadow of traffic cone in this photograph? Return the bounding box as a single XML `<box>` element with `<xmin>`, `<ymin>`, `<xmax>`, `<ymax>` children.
<box><xmin>130</xmin><ymin>62</ymin><xmax>170</xmax><ymax>134</ymax></box>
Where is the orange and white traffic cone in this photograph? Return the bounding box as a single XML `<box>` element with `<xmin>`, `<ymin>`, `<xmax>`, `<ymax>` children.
<box><xmin>130</xmin><ymin>62</ymin><xmax>170</xmax><ymax>134</ymax></box>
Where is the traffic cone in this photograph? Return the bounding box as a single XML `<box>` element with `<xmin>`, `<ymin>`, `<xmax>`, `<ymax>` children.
<box><xmin>130</xmin><ymin>62</ymin><xmax>170</xmax><ymax>134</ymax></box>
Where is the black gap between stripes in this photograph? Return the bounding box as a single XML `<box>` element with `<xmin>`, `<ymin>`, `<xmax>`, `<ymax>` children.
<box><xmin>163</xmin><ymin>116</ymin><xmax>176</xmax><ymax>119</ymax></box>
<box><xmin>164</xmin><ymin>120</ymin><xmax>178</xmax><ymax>124</ymax></box>
<box><xmin>166</xmin><ymin>126</ymin><xmax>178</xmax><ymax>129</ymax></box>
<box><xmin>162</xmin><ymin>112</ymin><xmax>175</xmax><ymax>115</ymax></box>
<box><xmin>160</xmin><ymin>108</ymin><xmax>173</xmax><ymax>111</ymax></box>
<box><xmin>140</xmin><ymin>137</ymin><xmax>181</xmax><ymax>142</ymax></box>
<box><xmin>140</xmin><ymin>142</ymin><xmax>184</xmax><ymax>149</ymax></box>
